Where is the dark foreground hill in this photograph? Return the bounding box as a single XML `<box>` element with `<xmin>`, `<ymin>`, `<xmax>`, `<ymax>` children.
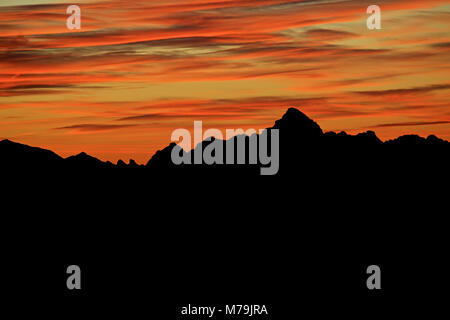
<box><xmin>1</xmin><ymin>108</ymin><xmax>449</xmax><ymax>317</ymax></box>
<box><xmin>1</xmin><ymin>107</ymin><xmax>448</xmax><ymax>179</ymax></box>
<box><xmin>2</xmin><ymin>107</ymin><xmax>448</xmax><ymax>210</ymax></box>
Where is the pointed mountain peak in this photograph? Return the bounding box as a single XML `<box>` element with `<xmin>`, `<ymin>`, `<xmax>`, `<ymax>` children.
<box><xmin>281</xmin><ymin>107</ymin><xmax>311</xmax><ymax>121</ymax></box>
<box><xmin>0</xmin><ymin>139</ymin><xmax>29</xmax><ymax>147</ymax></box>
<box><xmin>117</xmin><ymin>159</ymin><xmax>127</xmax><ymax>167</ymax></box>
<box><xmin>67</xmin><ymin>151</ymin><xmax>102</xmax><ymax>162</ymax></box>
<box><xmin>70</xmin><ymin>151</ymin><xmax>97</xmax><ymax>160</ymax></box>
<box><xmin>272</xmin><ymin>107</ymin><xmax>323</xmax><ymax>136</ymax></box>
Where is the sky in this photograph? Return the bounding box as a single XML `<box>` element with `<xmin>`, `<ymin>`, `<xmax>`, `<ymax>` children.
<box><xmin>1</xmin><ymin>0</ymin><xmax>449</xmax><ymax>163</ymax></box>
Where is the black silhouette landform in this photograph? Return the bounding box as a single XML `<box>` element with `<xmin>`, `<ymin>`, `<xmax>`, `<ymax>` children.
<box><xmin>2</xmin><ymin>108</ymin><xmax>449</xmax><ymax>313</ymax></box>
<box><xmin>2</xmin><ymin>107</ymin><xmax>448</xmax><ymax>215</ymax></box>
<box><xmin>1</xmin><ymin>107</ymin><xmax>448</xmax><ymax>177</ymax></box>
<box><xmin>1</xmin><ymin>107</ymin><xmax>449</xmax><ymax>225</ymax></box>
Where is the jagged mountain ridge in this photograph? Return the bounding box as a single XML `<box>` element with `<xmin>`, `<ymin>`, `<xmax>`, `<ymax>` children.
<box><xmin>0</xmin><ymin>108</ymin><xmax>448</xmax><ymax>173</ymax></box>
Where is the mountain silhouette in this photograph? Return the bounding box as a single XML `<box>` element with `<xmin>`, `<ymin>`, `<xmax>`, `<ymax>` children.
<box><xmin>3</xmin><ymin>107</ymin><xmax>448</xmax><ymax>313</ymax></box>
<box><xmin>65</xmin><ymin>152</ymin><xmax>115</xmax><ymax>170</ymax></box>
<box><xmin>0</xmin><ymin>139</ymin><xmax>63</xmax><ymax>170</ymax></box>
<box><xmin>273</xmin><ymin>107</ymin><xmax>323</xmax><ymax>137</ymax></box>
<box><xmin>1</xmin><ymin>107</ymin><xmax>448</xmax><ymax>178</ymax></box>
<box><xmin>144</xmin><ymin>107</ymin><xmax>449</xmax><ymax>180</ymax></box>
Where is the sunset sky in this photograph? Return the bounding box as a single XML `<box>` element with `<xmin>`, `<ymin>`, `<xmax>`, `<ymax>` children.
<box><xmin>1</xmin><ymin>0</ymin><xmax>449</xmax><ymax>163</ymax></box>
